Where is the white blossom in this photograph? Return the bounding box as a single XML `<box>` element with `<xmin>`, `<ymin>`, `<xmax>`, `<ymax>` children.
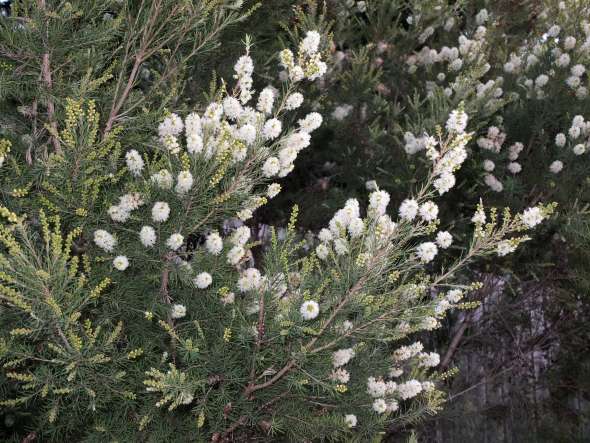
<box><xmin>436</xmin><ymin>231</ymin><xmax>453</xmax><ymax>249</ymax></box>
<box><xmin>175</xmin><ymin>171</ymin><xmax>194</xmax><ymax>195</ymax></box>
<box><xmin>549</xmin><ymin>160</ymin><xmax>563</xmax><ymax>173</ymax></box>
<box><xmin>125</xmin><ymin>150</ymin><xmax>144</xmax><ymax>176</ymax></box>
<box><xmin>166</xmin><ymin>233</ymin><xmax>184</xmax><ymax>251</ymax></box>
<box><xmin>300</xmin><ymin>300</ymin><xmax>320</xmax><ymax>320</ymax></box>
<box><xmin>416</xmin><ymin>242</ymin><xmax>438</xmax><ymax>263</ymax></box>
<box><xmin>171</xmin><ymin>304</ymin><xmax>187</xmax><ymax>319</ymax></box>
<box><xmin>344</xmin><ymin>414</ymin><xmax>357</xmax><ymax>428</ymax></box>
<box><xmin>194</xmin><ymin>272</ymin><xmax>213</xmax><ymax>289</ymax></box>
<box><xmin>237</xmin><ymin>268</ymin><xmax>263</xmax><ymax>292</ymax></box>
<box><xmin>152</xmin><ymin>202</ymin><xmax>171</xmax><ymax>223</ymax></box>
<box><xmin>113</xmin><ymin>255</ymin><xmax>129</xmax><ymax>271</ymax></box>
<box><xmin>333</xmin><ymin>348</ymin><xmax>355</xmax><ymax>367</ymax></box>
<box><xmin>139</xmin><ymin>226</ymin><xmax>157</xmax><ymax>247</ymax></box>
<box><xmin>399</xmin><ymin>199</ymin><xmax>419</xmax><ymax>221</ymax></box>
<box><xmin>94</xmin><ymin>230</ymin><xmax>116</xmax><ymax>252</ymax></box>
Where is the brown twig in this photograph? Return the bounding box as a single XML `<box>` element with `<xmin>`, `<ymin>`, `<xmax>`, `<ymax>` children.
<box><xmin>249</xmin><ymin>291</ymin><xmax>266</xmax><ymax>383</ymax></box>
<box><xmin>160</xmin><ymin>252</ymin><xmax>176</xmax><ymax>360</ymax></box>
<box><xmin>38</xmin><ymin>0</ymin><xmax>61</xmax><ymax>154</ymax></box>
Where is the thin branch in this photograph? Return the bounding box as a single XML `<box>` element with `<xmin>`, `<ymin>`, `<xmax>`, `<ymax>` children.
<box><xmin>160</xmin><ymin>252</ymin><xmax>176</xmax><ymax>360</ymax></box>
<box><xmin>38</xmin><ymin>0</ymin><xmax>61</xmax><ymax>154</ymax></box>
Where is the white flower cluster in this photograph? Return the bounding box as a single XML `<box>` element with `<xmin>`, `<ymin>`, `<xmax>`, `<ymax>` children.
<box><xmin>279</xmin><ymin>30</ymin><xmax>327</xmax><ymax>82</ymax></box>
<box><xmin>315</xmin><ymin>189</ymin><xmax>399</xmax><ymax>260</ymax></box>
<box><xmin>108</xmin><ymin>192</ymin><xmax>145</xmax><ymax>223</ymax></box>
<box><xmin>94</xmin><ymin>33</ymin><xmax>327</xmax><ymax>273</ymax></box>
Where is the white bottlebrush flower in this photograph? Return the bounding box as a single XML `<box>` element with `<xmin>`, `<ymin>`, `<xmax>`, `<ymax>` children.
<box><xmin>573</xmin><ymin>144</ymin><xmax>586</xmax><ymax>155</ymax></box>
<box><xmin>185</xmin><ymin>112</ymin><xmax>202</xmax><ymax>135</ymax></box>
<box><xmin>369</xmin><ymin>190</ymin><xmax>390</xmax><ymax>216</ymax></box>
<box><xmin>171</xmin><ymin>304</ymin><xmax>187</xmax><ymax>319</ymax></box>
<box><xmin>535</xmin><ymin>74</ymin><xmax>549</xmax><ymax>88</ymax></box>
<box><xmin>175</xmin><ymin>171</ymin><xmax>194</xmax><ymax>195</ymax></box>
<box><xmin>267</xmin><ymin>183</ymin><xmax>281</xmax><ymax>198</ymax></box>
<box><xmin>419</xmin><ymin>201</ymin><xmax>439</xmax><ymax>222</ymax></box>
<box><xmin>300</xmin><ymin>300</ymin><xmax>320</xmax><ymax>320</ymax></box>
<box><xmin>347</xmin><ymin>218</ymin><xmax>365</xmax><ymax>238</ymax></box>
<box><xmin>569</xmin><ymin>125</ymin><xmax>581</xmax><ymax>139</ymax></box>
<box><xmin>522</xmin><ymin>207</ymin><xmax>544</xmax><ymax>228</ymax></box>
<box><xmin>333</xmin><ymin>238</ymin><xmax>349</xmax><ymax>255</ymax></box>
<box><xmin>446</xmin><ymin>289</ymin><xmax>463</xmax><ymax>303</ymax></box>
<box><xmin>330</xmin><ymin>368</ymin><xmax>350</xmax><ymax>384</ymax></box>
<box><xmin>399</xmin><ymin>199</ymin><xmax>419</xmax><ymax>221</ymax></box>
<box><xmin>547</xmin><ymin>24</ymin><xmax>561</xmax><ymax>37</ymax></box>
<box><xmin>398</xmin><ymin>380</ymin><xmax>423</xmax><ymax>400</ymax></box>
<box><xmin>94</xmin><ymin>230</ymin><xmax>117</xmax><ymax>252</ymax></box>
<box><xmin>262</xmin><ymin>157</ymin><xmax>281</xmax><ymax>177</ymax></box>
<box><xmin>508</xmin><ymin>162</ymin><xmax>522</xmax><ymax>174</ymax></box>
<box><xmin>422</xmin><ymin>381</ymin><xmax>435</xmax><ymax>392</ymax></box>
<box><xmin>420</xmin><ymin>317</ymin><xmax>440</xmax><ymax>331</ymax></box>
<box><xmin>220</xmin><ymin>291</ymin><xmax>235</xmax><ymax>305</ymax></box>
<box><xmin>158</xmin><ymin>113</ymin><xmax>184</xmax><ymax>138</ymax></box>
<box><xmin>387</xmin><ymin>400</ymin><xmax>400</xmax><ymax>412</ymax></box>
<box><xmin>445</xmin><ymin>109</ymin><xmax>468</xmax><ymax>133</ymax></box>
<box><xmin>231</xmin><ymin>226</ymin><xmax>250</xmax><ymax>246</ymax></box>
<box><xmin>471</xmin><ymin>207</ymin><xmax>486</xmax><ymax>224</ymax></box>
<box><xmin>262</xmin><ymin>118</ymin><xmax>282</xmax><ymax>140</ymax></box>
<box><xmin>227</xmin><ymin>245</ymin><xmax>245</xmax><ymax>265</ymax></box>
<box><xmin>223</xmin><ymin>96</ymin><xmax>242</xmax><ymax>120</ymax></box>
<box><xmin>333</xmin><ymin>348</ymin><xmax>355</xmax><ymax>367</ymax></box>
<box><xmin>367</xmin><ymin>377</ymin><xmax>389</xmax><ymax>398</ymax></box>
<box><xmin>205</xmin><ymin>232</ymin><xmax>223</xmax><ymax>255</ymax></box>
<box><xmin>108</xmin><ymin>205</ymin><xmax>130</xmax><ymax>223</ymax></box>
<box><xmin>285</xmin><ymin>92</ymin><xmax>304</xmax><ymax>110</ymax></box>
<box><xmin>434</xmin><ymin>172</ymin><xmax>456</xmax><ymax>195</ymax></box>
<box><xmin>113</xmin><ymin>255</ymin><xmax>129</xmax><ymax>271</ymax></box>
<box><xmin>298</xmin><ymin>112</ymin><xmax>323</xmax><ymax>133</ymax></box>
<box><xmin>187</xmin><ymin>133</ymin><xmax>204</xmax><ymax>154</ymax></box>
<box><xmin>257</xmin><ymin>87</ymin><xmax>275</xmax><ymax>114</ymax></box>
<box><xmin>564</xmin><ymin>36</ymin><xmax>577</xmax><ymax>50</ymax></box>
<box><xmin>549</xmin><ymin>160</ymin><xmax>563</xmax><ymax>173</ymax></box>
<box><xmin>344</xmin><ymin>414</ymin><xmax>357</xmax><ymax>428</ymax></box>
<box><xmin>389</xmin><ymin>367</ymin><xmax>403</xmax><ymax>378</ymax></box>
<box><xmin>476</xmin><ymin>8</ymin><xmax>489</xmax><ymax>24</ymax></box>
<box><xmin>483</xmin><ymin>159</ymin><xmax>495</xmax><ymax>172</ymax></box>
<box><xmin>194</xmin><ymin>272</ymin><xmax>213</xmax><ymax>289</ymax></box>
<box><xmin>555</xmin><ymin>133</ymin><xmax>567</xmax><ymax>147</ymax></box>
<box><xmin>125</xmin><ymin>150</ymin><xmax>144</xmax><ymax>176</ymax></box>
<box><xmin>151</xmin><ymin>169</ymin><xmax>174</xmax><ymax>189</ymax></box>
<box><xmin>285</xmin><ymin>131</ymin><xmax>311</xmax><ymax>151</ymax></box>
<box><xmin>237</xmin><ymin>124</ymin><xmax>257</xmax><ymax>145</ymax></box>
<box><xmin>318</xmin><ymin>228</ymin><xmax>333</xmax><ymax>243</ymax></box>
<box><xmin>436</xmin><ymin>231</ymin><xmax>453</xmax><ymax>249</ymax></box>
<box><xmin>234</xmin><ymin>54</ymin><xmax>254</xmax><ymax>77</ymax></box>
<box><xmin>497</xmin><ymin>240</ymin><xmax>517</xmax><ymax>256</ymax></box>
<box><xmin>316</xmin><ymin>243</ymin><xmax>330</xmax><ymax>260</ymax></box>
<box><xmin>416</xmin><ymin>242</ymin><xmax>438</xmax><ymax>263</ymax></box>
<box><xmin>238</xmin><ymin>208</ymin><xmax>254</xmax><ymax>222</ymax></box>
<box><xmin>152</xmin><ymin>202</ymin><xmax>171</xmax><ymax>223</ymax></box>
<box><xmin>139</xmin><ymin>226</ymin><xmax>157</xmax><ymax>247</ymax></box>
<box><xmin>571</xmin><ymin>64</ymin><xmax>586</xmax><ymax>77</ymax></box>
<box><xmin>301</xmin><ymin>30</ymin><xmax>321</xmax><ymax>55</ymax></box>
<box><xmin>419</xmin><ymin>352</ymin><xmax>440</xmax><ymax>367</ymax></box>
<box><xmin>237</xmin><ymin>268</ymin><xmax>263</xmax><ymax>292</ymax></box>
<box><xmin>166</xmin><ymin>233</ymin><xmax>184</xmax><ymax>251</ymax></box>
<box><xmin>484</xmin><ymin>174</ymin><xmax>503</xmax><ymax>192</ymax></box>
<box><xmin>556</xmin><ymin>53</ymin><xmax>570</xmax><ymax>67</ymax></box>
<box><xmin>372</xmin><ymin>398</ymin><xmax>388</xmax><ymax>414</ymax></box>
<box><xmin>332</xmin><ymin>104</ymin><xmax>353</xmax><ymax>121</ymax></box>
